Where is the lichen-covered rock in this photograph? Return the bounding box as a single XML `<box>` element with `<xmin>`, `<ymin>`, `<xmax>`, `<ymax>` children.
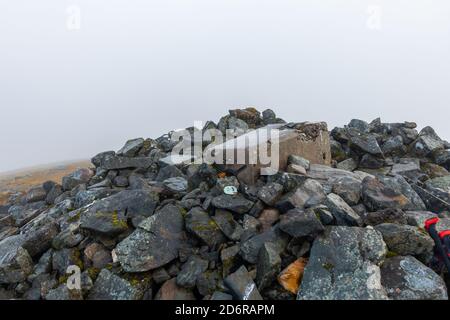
<box><xmin>381</xmin><ymin>256</ymin><xmax>448</xmax><ymax>300</ymax></box>
<box><xmin>115</xmin><ymin>204</ymin><xmax>184</xmax><ymax>272</ymax></box>
<box><xmin>176</xmin><ymin>256</ymin><xmax>208</xmax><ymax>289</ymax></box>
<box><xmin>80</xmin><ymin>189</ymin><xmax>159</xmax><ymax>236</ymax></box>
<box><xmin>88</xmin><ymin>269</ymin><xmax>146</xmax><ymax>300</ymax></box>
<box><xmin>374</xmin><ymin>223</ymin><xmax>434</xmax><ymax>263</ymax></box>
<box><xmin>297</xmin><ymin>226</ymin><xmax>388</xmax><ymax>300</ymax></box>
<box><xmin>362</xmin><ymin>176</ymin><xmax>425</xmax><ymax>211</ymax></box>
<box><xmin>0</xmin><ymin>235</ymin><xmax>33</xmax><ymax>284</ymax></box>
<box><xmin>185</xmin><ymin>207</ymin><xmax>226</xmax><ymax>248</ymax></box>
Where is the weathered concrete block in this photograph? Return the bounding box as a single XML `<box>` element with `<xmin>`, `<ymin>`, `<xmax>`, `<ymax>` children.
<box><xmin>212</xmin><ymin>122</ymin><xmax>331</xmax><ymax>184</ymax></box>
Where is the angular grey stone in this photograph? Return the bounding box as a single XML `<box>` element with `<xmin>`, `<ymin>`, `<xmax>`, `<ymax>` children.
<box><xmin>0</xmin><ymin>235</ymin><xmax>33</xmax><ymax>284</ymax></box>
<box><xmin>331</xmin><ymin>176</ymin><xmax>361</xmax><ymax>206</ymax></box>
<box><xmin>374</xmin><ymin>223</ymin><xmax>434</xmax><ymax>263</ymax></box>
<box><xmin>297</xmin><ymin>226</ymin><xmax>388</xmax><ymax>300</ymax></box>
<box><xmin>224</xmin><ymin>266</ymin><xmax>263</xmax><ymax>300</ymax></box>
<box><xmin>62</xmin><ymin>168</ymin><xmax>94</xmax><ymax>191</ymax></box>
<box><xmin>212</xmin><ymin>209</ymin><xmax>244</xmax><ymax>241</ymax></box>
<box><xmin>275</xmin><ymin>179</ymin><xmax>326</xmax><ymax>213</ymax></box>
<box><xmin>185</xmin><ymin>207</ymin><xmax>226</xmax><ymax>248</ymax></box>
<box><xmin>88</xmin><ymin>269</ymin><xmax>145</xmax><ymax>300</ymax></box>
<box><xmin>257</xmin><ymin>182</ymin><xmax>284</xmax><ymax>206</ymax></box>
<box><xmin>211</xmin><ymin>291</ymin><xmax>233</xmax><ymax>300</ymax></box>
<box><xmin>256</xmin><ymin>242</ymin><xmax>281</xmax><ymax>291</ymax></box>
<box><xmin>325</xmin><ymin>193</ymin><xmax>362</xmax><ymax>226</ymax></box>
<box><xmin>117</xmin><ymin>138</ymin><xmax>144</xmax><ymax>157</ymax></box>
<box><xmin>362</xmin><ymin>176</ymin><xmax>426</xmax><ymax>212</ymax></box>
<box><xmin>220</xmin><ymin>245</ymin><xmax>241</xmax><ymax>277</ymax></box>
<box><xmin>155</xmin><ymin>165</ymin><xmax>185</xmax><ymax>182</ymax></box>
<box><xmin>116</xmin><ymin>204</ymin><xmax>184</xmax><ymax>272</ymax></box>
<box><xmin>212</xmin><ymin>194</ymin><xmax>254</xmax><ymax>214</ymax></box>
<box><xmin>25</xmin><ymin>185</ymin><xmax>47</xmax><ymax>203</ymax></box>
<box><xmin>336</xmin><ymin>158</ymin><xmax>358</xmax><ymax>171</ymax></box>
<box><xmin>80</xmin><ymin>189</ymin><xmax>159</xmax><ymax>236</ymax></box>
<box><xmin>240</xmin><ymin>227</ymin><xmax>287</xmax><ymax>264</ymax></box>
<box><xmin>411</xmin><ymin>127</ymin><xmax>445</xmax><ymax>157</ymax></box>
<box><xmin>381</xmin><ymin>135</ymin><xmax>406</xmax><ymax>155</ymax></box>
<box><xmin>363</xmin><ymin>208</ymin><xmax>408</xmax><ymax>226</ymax></box>
<box><xmin>98</xmin><ymin>155</ymin><xmax>153</xmax><ymax>170</ymax></box>
<box><xmin>21</xmin><ymin>222</ymin><xmax>59</xmax><ymax>258</ymax></box>
<box><xmin>176</xmin><ymin>256</ymin><xmax>209</xmax><ymax>289</ymax></box>
<box><xmin>8</xmin><ymin>201</ymin><xmax>46</xmax><ymax>227</ymax></box>
<box><xmin>279</xmin><ymin>208</ymin><xmax>324</xmax><ymax>238</ymax></box>
<box><xmin>163</xmin><ymin>177</ymin><xmax>188</xmax><ymax>193</ymax></box>
<box><xmin>381</xmin><ymin>256</ymin><xmax>448</xmax><ymax>300</ymax></box>
<box><xmin>349</xmin><ymin>134</ymin><xmax>383</xmax><ymax>156</ymax></box>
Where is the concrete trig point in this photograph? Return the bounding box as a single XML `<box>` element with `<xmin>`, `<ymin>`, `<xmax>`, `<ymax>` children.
<box><xmin>212</xmin><ymin>122</ymin><xmax>332</xmax><ymax>184</ymax></box>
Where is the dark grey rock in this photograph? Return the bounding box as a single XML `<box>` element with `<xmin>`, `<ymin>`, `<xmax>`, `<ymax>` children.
<box><xmin>336</xmin><ymin>158</ymin><xmax>358</xmax><ymax>171</ymax></box>
<box><xmin>22</xmin><ymin>222</ymin><xmax>59</xmax><ymax>258</ymax></box>
<box><xmin>374</xmin><ymin>223</ymin><xmax>434</xmax><ymax>263</ymax></box>
<box><xmin>212</xmin><ymin>209</ymin><xmax>244</xmax><ymax>241</ymax></box>
<box><xmin>62</xmin><ymin>168</ymin><xmax>94</xmax><ymax>191</ymax></box>
<box><xmin>176</xmin><ymin>256</ymin><xmax>208</xmax><ymax>288</ymax></box>
<box><xmin>51</xmin><ymin>248</ymin><xmax>82</xmax><ymax>275</ymax></box>
<box><xmin>363</xmin><ymin>208</ymin><xmax>408</xmax><ymax>226</ymax></box>
<box><xmin>325</xmin><ymin>193</ymin><xmax>362</xmax><ymax>226</ymax></box>
<box><xmin>275</xmin><ymin>179</ymin><xmax>326</xmax><ymax>213</ymax></box>
<box><xmin>220</xmin><ymin>245</ymin><xmax>241</xmax><ymax>277</ymax></box>
<box><xmin>381</xmin><ymin>256</ymin><xmax>448</xmax><ymax>300</ymax></box>
<box><xmin>0</xmin><ymin>235</ymin><xmax>33</xmax><ymax>284</ymax></box>
<box><xmin>185</xmin><ymin>207</ymin><xmax>226</xmax><ymax>248</ymax></box>
<box><xmin>240</xmin><ymin>227</ymin><xmax>287</xmax><ymax>264</ymax></box>
<box><xmin>224</xmin><ymin>265</ymin><xmax>263</xmax><ymax>300</ymax></box>
<box><xmin>163</xmin><ymin>177</ymin><xmax>188</xmax><ymax>193</ymax></box>
<box><xmin>279</xmin><ymin>208</ymin><xmax>324</xmax><ymax>238</ymax></box>
<box><xmin>117</xmin><ymin>138</ymin><xmax>144</xmax><ymax>157</ymax></box>
<box><xmin>331</xmin><ymin>176</ymin><xmax>361</xmax><ymax>206</ymax></box>
<box><xmin>348</xmin><ymin>119</ymin><xmax>369</xmax><ymax>133</ymax></box>
<box><xmin>116</xmin><ymin>204</ymin><xmax>184</xmax><ymax>272</ymax></box>
<box><xmin>297</xmin><ymin>226</ymin><xmax>388</xmax><ymax>300</ymax></box>
<box><xmin>257</xmin><ymin>182</ymin><xmax>284</xmax><ymax>206</ymax></box>
<box><xmin>211</xmin><ymin>291</ymin><xmax>233</xmax><ymax>300</ymax></box>
<box><xmin>80</xmin><ymin>189</ymin><xmax>159</xmax><ymax>236</ymax></box>
<box><xmin>212</xmin><ymin>194</ymin><xmax>254</xmax><ymax>214</ymax></box>
<box><xmin>349</xmin><ymin>134</ymin><xmax>383</xmax><ymax>156</ymax></box>
<box><xmin>25</xmin><ymin>185</ymin><xmax>47</xmax><ymax>203</ymax></box>
<box><xmin>362</xmin><ymin>176</ymin><xmax>425</xmax><ymax>211</ymax></box>
<box><xmin>256</xmin><ymin>242</ymin><xmax>281</xmax><ymax>291</ymax></box>
<box><xmin>381</xmin><ymin>135</ymin><xmax>406</xmax><ymax>156</ymax></box>
<box><xmin>8</xmin><ymin>201</ymin><xmax>46</xmax><ymax>227</ymax></box>
<box><xmin>98</xmin><ymin>155</ymin><xmax>153</xmax><ymax>170</ymax></box>
<box><xmin>156</xmin><ymin>165</ymin><xmax>185</xmax><ymax>182</ymax></box>
<box><xmin>88</xmin><ymin>269</ymin><xmax>145</xmax><ymax>300</ymax></box>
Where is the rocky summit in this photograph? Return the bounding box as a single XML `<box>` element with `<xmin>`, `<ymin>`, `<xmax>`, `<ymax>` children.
<box><xmin>1</xmin><ymin>108</ymin><xmax>450</xmax><ymax>300</ymax></box>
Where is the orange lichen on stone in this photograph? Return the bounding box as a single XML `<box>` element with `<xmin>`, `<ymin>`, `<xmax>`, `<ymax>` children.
<box><xmin>277</xmin><ymin>258</ymin><xmax>308</xmax><ymax>294</ymax></box>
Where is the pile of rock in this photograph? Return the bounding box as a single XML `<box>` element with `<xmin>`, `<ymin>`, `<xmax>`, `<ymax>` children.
<box><xmin>1</xmin><ymin>108</ymin><xmax>449</xmax><ymax>300</ymax></box>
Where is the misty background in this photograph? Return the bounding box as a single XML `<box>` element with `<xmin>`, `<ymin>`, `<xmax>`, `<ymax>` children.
<box><xmin>1</xmin><ymin>0</ymin><xmax>449</xmax><ymax>173</ymax></box>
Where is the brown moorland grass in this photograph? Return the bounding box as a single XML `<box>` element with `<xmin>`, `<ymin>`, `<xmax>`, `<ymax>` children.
<box><xmin>0</xmin><ymin>160</ymin><xmax>92</xmax><ymax>205</ymax></box>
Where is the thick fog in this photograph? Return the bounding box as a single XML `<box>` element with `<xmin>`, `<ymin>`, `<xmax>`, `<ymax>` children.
<box><xmin>1</xmin><ymin>0</ymin><xmax>449</xmax><ymax>172</ymax></box>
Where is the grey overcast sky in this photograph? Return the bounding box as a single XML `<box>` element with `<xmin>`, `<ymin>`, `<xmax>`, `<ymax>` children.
<box><xmin>1</xmin><ymin>0</ymin><xmax>449</xmax><ymax>172</ymax></box>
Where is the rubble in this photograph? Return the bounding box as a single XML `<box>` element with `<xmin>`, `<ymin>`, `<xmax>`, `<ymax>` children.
<box><xmin>0</xmin><ymin>108</ymin><xmax>449</xmax><ymax>300</ymax></box>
